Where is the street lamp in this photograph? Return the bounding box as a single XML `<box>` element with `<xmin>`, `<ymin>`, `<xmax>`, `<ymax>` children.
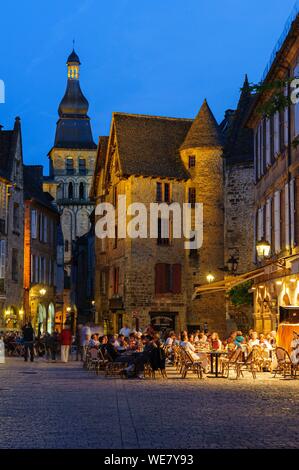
<box><xmin>256</xmin><ymin>238</ymin><xmax>271</xmax><ymax>259</ymax></box>
<box><xmin>206</xmin><ymin>272</ymin><xmax>215</xmax><ymax>284</ymax></box>
<box><xmin>39</xmin><ymin>288</ymin><xmax>47</xmax><ymax>296</ymax></box>
<box><xmin>256</xmin><ymin>238</ymin><xmax>286</xmax><ymax>268</ymax></box>
<box><xmin>66</xmin><ymin>307</ymin><xmax>72</xmax><ymax>313</ymax></box>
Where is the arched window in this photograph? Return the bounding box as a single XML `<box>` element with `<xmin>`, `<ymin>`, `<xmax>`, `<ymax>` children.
<box><xmin>68</xmin><ymin>182</ymin><xmax>73</xmax><ymax>200</ymax></box>
<box><xmin>79</xmin><ymin>182</ymin><xmax>85</xmax><ymax>200</ymax></box>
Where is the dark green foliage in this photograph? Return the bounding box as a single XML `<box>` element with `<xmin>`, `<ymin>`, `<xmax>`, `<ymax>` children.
<box><xmin>228</xmin><ymin>280</ymin><xmax>253</xmax><ymax>306</ymax></box>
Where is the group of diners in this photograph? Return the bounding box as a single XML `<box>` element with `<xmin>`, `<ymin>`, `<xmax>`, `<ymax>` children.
<box><xmin>163</xmin><ymin>329</ymin><xmax>279</xmax><ymax>374</ymax></box>
<box><xmin>85</xmin><ymin>325</ymin><xmax>166</xmax><ymax>379</ymax></box>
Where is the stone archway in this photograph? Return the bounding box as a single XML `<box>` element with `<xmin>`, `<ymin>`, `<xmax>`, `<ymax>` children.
<box><xmin>37</xmin><ymin>304</ymin><xmax>47</xmax><ymax>335</ymax></box>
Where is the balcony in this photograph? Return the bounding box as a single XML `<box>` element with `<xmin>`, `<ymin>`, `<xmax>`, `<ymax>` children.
<box><xmin>57</xmin><ymin>198</ymin><xmax>94</xmax><ymax>206</ymax></box>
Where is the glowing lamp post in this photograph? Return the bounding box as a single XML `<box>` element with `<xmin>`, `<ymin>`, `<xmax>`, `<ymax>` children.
<box><xmin>207</xmin><ymin>273</ymin><xmax>215</xmax><ymax>284</ymax></box>
<box><xmin>256</xmin><ymin>238</ymin><xmax>271</xmax><ymax>260</ymax></box>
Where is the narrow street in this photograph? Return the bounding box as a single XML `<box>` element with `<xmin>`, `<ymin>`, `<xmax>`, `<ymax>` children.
<box><xmin>0</xmin><ymin>358</ymin><xmax>298</xmax><ymax>449</ymax></box>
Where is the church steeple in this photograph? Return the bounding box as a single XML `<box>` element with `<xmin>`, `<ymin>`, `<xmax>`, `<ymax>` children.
<box><xmin>58</xmin><ymin>49</ymin><xmax>89</xmax><ymax>118</ymax></box>
<box><xmin>67</xmin><ymin>49</ymin><xmax>81</xmax><ymax>80</ymax></box>
<box><xmin>53</xmin><ymin>49</ymin><xmax>96</xmax><ymax>150</ymax></box>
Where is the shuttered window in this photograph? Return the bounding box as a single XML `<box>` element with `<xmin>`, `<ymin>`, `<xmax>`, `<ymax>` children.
<box><xmin>285</xmin><ymin>182</ymin><xmax>290</xmax><ymax>250</ymax></box>
<box><xmin>43</xmin><ymin>216</ymin><xmax>48</xmax><ymax>243</ymax></box>
<box><xmin>172</xmin><ymin>264</ymin><xmax>182</xmax><ymax>294</ymax></box>
<box><xmin>274</xmin><ymin>111</ymin><xmax>280</xmax><ymax>155</ymax></box>
<box><xmin>257</xmin><ymin>207</ymin><xmax>264</xmax><ymax>241</ymax></box>
<box><xmin>294</xmin><ymin>64</ymin><xmax>299</xmax><ymax>136</ymax></box>
<box><xmin>279</xmin><ymin>108</ymin><xmax>285</xmax><ymax>152</ymax></box>
<box><xmin>290</xmin><ymin>178</ymin><xmax>296</xmax><ymax>247</ymax></box>
<box><xmin>266</xmin><ymin>118</ymin><xmax>271</xmax><ymax>167</ymax></box>
<box><xmin>155</xmin><ymin>263</ymin><xmax>181</xmax><ymax>294</ymax></box>
<box><xmin>31</xmin><ymin>210</ymin><xmax>37</xmax><ymax>239</ymax></box>
<box><xmin>12</xmin><ymin>249</ymin><xmax>18</xmax><ymax>281</ymax></box>
<box><xmin>39</xmin><ymin>214</ymin><xmax>43</xmax><ymax>242</ymax></box>
<box><xmin>284</xmin><ymin>85</ymin><xmax>289</xmax><ymax>145</ymax></box>
<box><xmin>265</xmin><ymin>199</ymin><xmax>272</xmax><ymax>245</ymax></box>
<box><xmin>274</xmin><ymin>191</ymin><xmax>281</xmax><ymax>253</ymax></box>
<box><xmin>270</xmin><ymin>114</ymin><xmax>275</xmax><ymax>163</ymax></box>
<box><xmin>0</xmin><ymin>239</ymin><xmax>6</xmax><ymax>279</ymax></box>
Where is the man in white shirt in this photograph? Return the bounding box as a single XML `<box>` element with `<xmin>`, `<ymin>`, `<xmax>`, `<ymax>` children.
<box><xmin>119</xmin><ymin>324</ymin><xmax>131</xmax><ymax>338</ymax></box>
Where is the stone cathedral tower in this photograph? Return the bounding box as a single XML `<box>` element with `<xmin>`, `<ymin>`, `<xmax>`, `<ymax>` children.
<box><xmin>44</xmin><ymin>49</ymin><xmax>97</xmax><ymax>277</ymax></box>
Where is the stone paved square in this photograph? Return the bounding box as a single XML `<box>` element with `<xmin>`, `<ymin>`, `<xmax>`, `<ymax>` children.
<box><xmin>0</xmin><ymin>358</ymin><xmax>298</xmax><ymax>449</ymax></box>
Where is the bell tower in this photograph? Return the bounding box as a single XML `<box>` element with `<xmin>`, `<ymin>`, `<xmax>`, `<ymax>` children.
<box><xmin>44</xmin><ymin>49</ymin><xmax>97</xmax><ymax>279</ymax></box>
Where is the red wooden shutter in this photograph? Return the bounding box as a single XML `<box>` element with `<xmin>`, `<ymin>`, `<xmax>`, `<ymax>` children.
<box><xmin>172</xmin><ymin>264</ymin><xmax>182</xmax><ymax>294</ymax></box>
<box><xmin>155</xmin><ymin>263</ymin><xmax>167</xmax><ymax>294</ymax></box>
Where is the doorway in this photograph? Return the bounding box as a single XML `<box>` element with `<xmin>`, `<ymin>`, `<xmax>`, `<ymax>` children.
<box><xmin>150</xmin><ymin>312</ymin><xmax>176</xmax><ymax>335</ymax></box>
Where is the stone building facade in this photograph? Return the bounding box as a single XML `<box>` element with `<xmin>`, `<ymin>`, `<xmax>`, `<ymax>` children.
<box><xmin>23</xmin><ymin>165</ymin><xmax>60</xmax><ymax>334</ymax></box>
<box><xmin>43</xmin><ymin>49</ymin><xmax>97</xmax><ymax>279</ymax></box>
<box><xmin>222</xmin><ymin>77</ymin><xmax>255</xmax><ymax>331</ymax></box>
<box><xmin>246</xmin><ymin>13</ymin><xmax>299</xmax><ymax>332</ymax></box>
<box><xmin>0</xmin><ymin>117</ymin><xmax>24</xmax><ymax>329</ymax></box>
<box><xmin>92</xmin><ymin>102</ymin><xmax>226</xmax><ymax>335</ymax></box>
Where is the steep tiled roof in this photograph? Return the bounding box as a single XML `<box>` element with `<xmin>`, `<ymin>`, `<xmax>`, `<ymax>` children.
<box><xmin>0</xmin><ymin>117</ymin><xmax>21</xmax><ymax>181</ymax></box>
<box><xmin>24</xmin><ymin>165</ymin><xmax>58</xmax><ymax>213</ymax></box>
<box><xmin>90</xmin><ymin>136</ymin><xmax>109</xmax><ymax>199</ymax></box>
<box><xmin>113</xmin><ymin>113</ymin><xmax>191</xmax><ymax>180</ymax></box>
<box><xmin>223</xmin><ymin>76</ymin><xmax>254</xmax><ymax>164</ymax></box>
<box><xmin>180</xmin><ymin>99</ymin><xmax>223</xmax><ymax>150</ymax></box>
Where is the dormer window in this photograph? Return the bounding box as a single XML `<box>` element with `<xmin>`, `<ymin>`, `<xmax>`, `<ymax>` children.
<box><xmin>188</xmin><ymin>155</ymin><xmax>196</xmax><ymax>168</ymax></box>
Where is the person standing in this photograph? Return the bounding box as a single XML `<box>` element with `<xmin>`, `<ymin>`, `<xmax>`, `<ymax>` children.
<box><xmin>119</xmin><ymin>323</ymin><xmax>131</xmax><ymax>338</ymax></box>
<box><xmin>0</xmin><ymin>335</ymin><xmax>5</xmax><ymax>363</ymax></box>
<box><xmin>23</xmin><ymin>322</ymin><xmax>35</xmax><ymax>362</ymax></box>
<box><xmin>60</xmin><ymin>324</ymin><xmax>73</xmax><ymax>363</ymax></box>
<box><xmin>290</xmin><ymin>331</ymin><xmax>299</xmax><ymax>365</ymax></box>
<box><xmin>81</xmin><ymin>323</ymin><xmax>91</xmax><ymax>361</ymax></box>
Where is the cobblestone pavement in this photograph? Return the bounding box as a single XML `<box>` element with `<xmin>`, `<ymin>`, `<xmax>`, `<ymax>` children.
<box><xmin>0</xmin><ymin>357</ymin><xmax>298</xmax><ymax>449</ymax></box>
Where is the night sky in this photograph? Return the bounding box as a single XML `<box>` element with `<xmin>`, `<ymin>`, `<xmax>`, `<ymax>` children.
<box><xmin>0</xmin><ymin>0</ymin><xmax>295</xmax><ymax>172</ymax></box>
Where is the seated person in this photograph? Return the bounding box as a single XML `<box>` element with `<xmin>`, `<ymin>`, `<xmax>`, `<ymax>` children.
<box><xmin>210</xmin><ymin>332</ymin><xmax>222</xmax><ymax>350</ymax></box>
<box><xmin>89</xmin><ymin>334</ymin><xmax>100</xmax><ymax>348</ymax></box>
<box><xmin>248</xmin><ymin>331</ymin><xmax>260</xmax><ymax>348</ymax></box>
<box><xmin>165</xmin><ymin>331</ymin><xmax>176</xmax><ymax>347</ymax></box>
<box><xmin>234</xmin><ymin>331</ymin><xmax>246</xmax><ymax>349</ymax></box>
<box><xmin>259</xmin><ymin>334</ymin><xmax>272</xmax><ymax>350</ymax></box>
<box><xmin>181</xmin><ymin>333</ymin><xmax>209</xmax><ymax>370</ymax></box>
<box><xmin>116</xmin><ymin>334</ymin><xmax>128</xmax><ymax>352</ymax></box>
<box><xmin>290</xmin><ymin>331</ymin><xmax>299</xmax><ymax>365</ymax></box>
<box><xmin>127</xmin><ymin>332</ymin><xmax>138</xmax><ymax>351</ymax></box>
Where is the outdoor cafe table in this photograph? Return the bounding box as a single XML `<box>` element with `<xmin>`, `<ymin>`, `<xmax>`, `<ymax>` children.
<box><xmin>195</xmin><ymin>349</ymin><xmax>228</xmax><ymax>378</ymax></box>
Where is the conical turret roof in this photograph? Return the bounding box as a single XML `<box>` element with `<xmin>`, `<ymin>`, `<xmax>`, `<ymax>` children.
<box><xmin>180</xmin><ymin>99</ymin><xmax>223</xmax><ymax>150</ymax></box>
